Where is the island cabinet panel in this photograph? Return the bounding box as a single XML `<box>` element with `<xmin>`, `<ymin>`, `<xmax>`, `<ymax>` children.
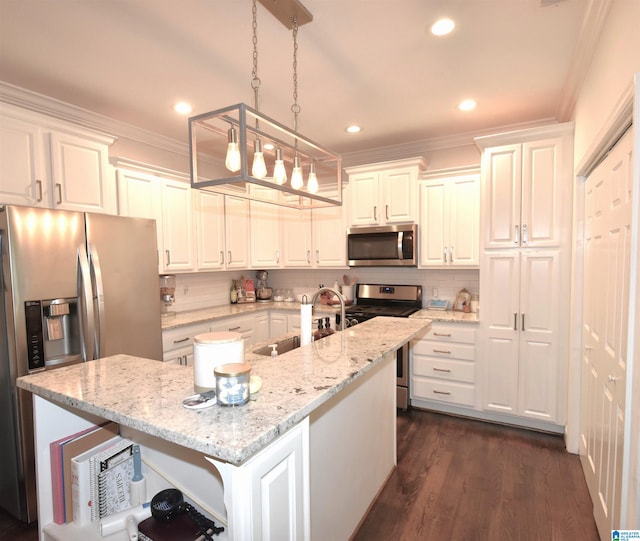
<box><xmin>206</xmin><ymin>418</ymin><xmax>310</xmax><ymax>541</ymax></box>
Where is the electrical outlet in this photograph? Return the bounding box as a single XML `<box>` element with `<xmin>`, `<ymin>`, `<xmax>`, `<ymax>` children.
<box><xmin>432</xmin><ymin>287</ymin><xmax>439</xmax><ymax>298</ymax></box>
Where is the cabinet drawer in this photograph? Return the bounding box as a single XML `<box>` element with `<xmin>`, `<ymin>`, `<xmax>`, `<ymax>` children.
<box><xmin>412</xmin><ymin>340</ymin><xmax>475</xmax><ymax>361</ymax></box>
<box><xmin>412</xmin><ymin>378</ymin><xmax>475</xmax><ymax>406</ymax></box>
<box><xmin>412</xmin><ymin>356</ymin><xmax>475</xmax><ymax>383</ymax></box>
<box><xmin>162</xmin><ymin>323</ymin><xmax>210</xmax><ymax>353</ymax></box>
<box><xmin>427</xmin><ymin>324</ymin><xmax>476</xmax><ymax>343</ymax></box>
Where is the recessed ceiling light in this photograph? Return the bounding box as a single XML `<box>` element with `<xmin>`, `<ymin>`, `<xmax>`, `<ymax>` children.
<box><xmin>263</xmin><ymin>142</ymin><xmax>275</xmax><ymax>151</ymax></box>
<box><xmin>458</xmin><ymin>99</ymin><xmax>477</xmax><ymax>111</ymax></box>
<box><xmin>346</xmin><ymin>125</ymin><xmax>361</xmax><ymax>134</ymax></box>
<box><xmin>431</xmin><ymin>18</ymin><xmax>455</xmax><ymax>36</ymax></box>
<box><xmin>174</xmin><ymin>102</ymin><xmax>192</xmax><ymax>115</ymax></box>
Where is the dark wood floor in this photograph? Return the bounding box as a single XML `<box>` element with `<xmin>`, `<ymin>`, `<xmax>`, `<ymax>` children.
<box><xmin>353</xmin><ymin>409</ymin><xmax>600</xmax><ymax>541</ymax></box>
<box><xmin>0</xmin><ymin>409</ymin><xmax>599</xmax><ymax>541</ymax></box>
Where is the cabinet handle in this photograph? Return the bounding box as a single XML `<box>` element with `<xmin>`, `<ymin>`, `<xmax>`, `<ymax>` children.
<box><xmin>433</xmin><ymin>332</ymin><xmax>452</xmax><ymax>337</ymax></box>
<box><xmin>56</xmin><ymin>183</ymin><xmax>62</xmax><ymax>205</ymax></box>
<box><xmin>433</xmin><ymin>389</ymin><xmax>451</xmax><ymax>396</ymax></box>
<box><xmin>433</xmin><ymin>367</ymin><xmax>451</xmax><ymax>373</ymax></box>
<box><xmin>514</xmin><ymin>224</ymin><xmax>520</xmax><ymax>244</ymax></box>
<box><xmin>173</xmin><ymin>337</ymin><xmax>189</xmax><ymax>344</ymax></box>
<box><xmin>220</xmin><ymin>251</ymin><xmax>224</xmax><ymax>264</ymax></box>
<box><xmin>443</xmin><ymin>246</ymin><xmax>448</xmax><ymax>263</ymax></box>
<box><xmin>521</xmin><ymin>313</ymin><xmax>525</xmax><ymax>331</ymax></box>
<box><xmin>228</xmin><ymin>251</ymin><xmax>232</xmax><ymax>264</ymax></box>
<box><xmin>385</xmin><ymin>205</ymin><xmax>389</xmax><ymax>220</ymax></box>
<box><xmin>374</xmin><ymin>205</ymin><xmax>377</xmax><ymax>221</ymax></box>
<box><xmin>450</xmin><ymin>245</ymin><xmax>454</xmax><ymax>263</ymax></box>
<box><xmin>315</xmin><ymin>249</ymin><xmax>320</xmax><ymax>264</ymax></box>
<box><xmin>608</xmin><ymin>375</ymin><xmax>619</xmax><ymax>383</ymax></box>
<box><xmin>165</xmin><ymin>250</ymin><xmax>171</xmax><ymax>266</ymax></box>
<box><xmin>35</xmin><ymin>179</ymin><xmax>43</xmax><ymax>202</ymax></box>
<box><xmin>514</xmin><ymin>312</ymin><xmax>518</xmax><ymax>331</ymax></box>
<box><xmin>522</xmin><ymin>224</ymin><xmax>528</xmax><ymax>244</ymax></box>
<box><xmin>276</xmin><ymin>249</ymin><xmax>280</xmax><ymax>264</ymax></box>
<box><xmin>228</xmin><ymin>326</ymin><xmax>241</xmax><ymax>331</ymax></box>
<box><xmin>433</xmin><ymin>348</ymin><xmax>451</xmax><ymax>354</ymax></box>
<box><xmin>307</xmin><ymin>250</ymin><xmax>311</xmax><ymax>264</ymax></box>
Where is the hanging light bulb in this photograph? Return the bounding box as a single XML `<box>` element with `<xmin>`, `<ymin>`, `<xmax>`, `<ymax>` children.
<box><xmin>307</xmin><ymin>162</ymin><xmax>319</xmax><ymax>194</ymax></box>
<box><xmin>225</xmin><ymin>126</ymin><xmax>241</xmax><ymax>172</ymax></box>
<box><xmin>252</xmin><ymin>139</ymin><xmax>267</xmax><ymax>178</ymax></box>
<box><xmin>273</xmin><ymin>147</ymin><xmax>287</xmax><ymax>185</ymax></box>
<box><xmin>291</xmin><ymin>155</ymin><xmax>304</xmax><ymax>190</ymax></box>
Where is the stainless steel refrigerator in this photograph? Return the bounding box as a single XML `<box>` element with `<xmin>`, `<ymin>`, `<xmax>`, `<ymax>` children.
<box><xmin>0</xmin><ymin>205</ymin><xmax>163</xmax><ymax>522</ymax></box>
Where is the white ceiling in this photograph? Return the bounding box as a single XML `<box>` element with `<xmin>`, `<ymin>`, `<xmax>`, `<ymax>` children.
<box><xmin>0</xmin><ymin>0</ymin><xmax>593</xmax><ymax>155</ymax></box>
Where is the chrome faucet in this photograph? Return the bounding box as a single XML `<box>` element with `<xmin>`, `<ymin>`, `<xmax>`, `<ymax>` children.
<box><xmin>310</xmin><ymin>287</ymin><xmax>346</xmax><ymax>332</ymax></box>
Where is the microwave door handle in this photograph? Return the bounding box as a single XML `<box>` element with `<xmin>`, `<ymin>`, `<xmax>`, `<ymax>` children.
<box><xmin>77</xmin><ymin>246</ymin><xmax>95</xmax><ymax>361</ymax></box>
<box><xmin>88</xmin><ymin>243</ymin><xmax>106</xmax><ymax>359</ymax></box>
<box><xmin>397</xmin><ymin>231</ymin><xmax>404</xmax><ymax>260</ymax></box>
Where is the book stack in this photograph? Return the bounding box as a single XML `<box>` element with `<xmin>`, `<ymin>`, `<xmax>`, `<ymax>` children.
<box><xmin>50</xmin><ymin>423</ymin><xmax>138</xmax><ymax>526</ymax></box>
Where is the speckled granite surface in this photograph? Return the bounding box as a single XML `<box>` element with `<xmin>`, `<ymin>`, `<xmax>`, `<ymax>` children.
<box><xmin>162</xmin><ymin>302</ymin><xmax>340</xmax><ymax>330</ymax></box>
<box><xmin>18</xmin><ymin>317</ymin><xmax>430</xmax><ymax>466</ymax></box>
<box><xmin>410</xmin><ymin>309</ymin><xmax>479</xmax><ymax>323</ymax></box>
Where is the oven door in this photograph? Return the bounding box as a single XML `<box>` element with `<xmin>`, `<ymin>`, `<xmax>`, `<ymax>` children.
<box><xmin>397</xmin><ymin>342</ymin><xmax>409</xmax><ymax>410</ymax></box>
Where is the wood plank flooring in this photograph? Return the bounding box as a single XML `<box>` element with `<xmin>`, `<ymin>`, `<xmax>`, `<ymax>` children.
<box><xmin>0</xmin><ymin>409</ymin><xmax>599</xmax><ymax>541</ymax></box>
<box><xmin>353</xmin><ymin>409</ymin><xmax>600</xmax><ymax>541</ymax></box>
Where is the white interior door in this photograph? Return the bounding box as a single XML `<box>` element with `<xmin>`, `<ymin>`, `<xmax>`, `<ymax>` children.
<box><xmin>580</xmin><ymin>127</ymin><xmax>633</xmax><ymax>539</ymax></box>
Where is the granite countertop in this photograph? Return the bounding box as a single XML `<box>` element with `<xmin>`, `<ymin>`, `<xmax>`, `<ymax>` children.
<box><xmin>162</xmin><ymin>301</ymin><xmax>340</xmax><ymax>330</ymax></box>
<box><xmin>18</xmin><ymin>317</ymin><xmax>430</xmax><ymax>466</ymax></box>
<box><xmin>410</xmin><ymin>309</ymin><xmax>479</xmax><ymax>323</ymax></box>
<box><xmin>163</xmin><ymin>303</ymin><xmax>475</xmax><ymax>330</ymax></box>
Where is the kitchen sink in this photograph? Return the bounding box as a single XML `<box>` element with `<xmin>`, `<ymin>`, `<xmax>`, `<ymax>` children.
<box><xmin>253</xmin><ymin>336</ymin><xmax>301</xmax><ymax>357</ymax></box>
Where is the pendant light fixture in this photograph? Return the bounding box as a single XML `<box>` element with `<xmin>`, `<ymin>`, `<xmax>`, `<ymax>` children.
<box><xmin>189</xmin><ymin>0</ymin><xmax>342</xmax><ymax>210</ymax></box>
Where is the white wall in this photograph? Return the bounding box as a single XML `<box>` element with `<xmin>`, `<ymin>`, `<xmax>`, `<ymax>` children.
<box><xmin>570</xmin><ymin>0</ymin><xmax>640</xmax><ymax>528</ymax></box>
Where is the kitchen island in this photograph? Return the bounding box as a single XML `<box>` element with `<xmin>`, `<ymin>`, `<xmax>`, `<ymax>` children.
<box><xmin>18</xmin><ymin>316</ymin><xmax>430</xmax><ymax>541</ymax></box>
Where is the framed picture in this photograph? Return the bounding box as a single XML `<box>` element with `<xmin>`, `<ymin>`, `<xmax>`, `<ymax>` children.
<box><xmin>454</xmin><ymin>288</ymin><xmax>471</xmax><ymax>312</ymax></box>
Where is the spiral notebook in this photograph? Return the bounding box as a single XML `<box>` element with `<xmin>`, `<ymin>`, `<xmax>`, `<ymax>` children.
<box><xmin>91</xmin><ymin>438</ymin><xmax>135</xmax><ymax>520</ymax></box>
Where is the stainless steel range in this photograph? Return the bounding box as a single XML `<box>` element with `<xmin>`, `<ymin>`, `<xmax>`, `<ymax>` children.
<box><xmin>345</xmin><ymin>284</ymin><xmax>422</xmax><ymax>410</ymax></box>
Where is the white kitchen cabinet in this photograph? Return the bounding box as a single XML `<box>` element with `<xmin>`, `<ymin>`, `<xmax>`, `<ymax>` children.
<box><xmin>160</xmin><ymin>179</ymin><xmax>195</xmax><ymax>272</ymax></box>
<box><xmin>254</xmin><ymin>313</ymin><xmax>269</xmax><ymax>344</ymax></box>
<box><xmin>193</xmin><ymin>189</ymin><xmax>226</xmax><ymax>270</ymax></box>
<box><xmin>250</xmin><ymin>187</ymin><xmax>282</xmax><ymax>268</ymax></box>
<box><xmin>345</xmin><ymin>157</ymin><xmax>426</xmax><ymax>226</ymax></box>
<box><xmin>411</xmin><ymin>323</ymin><xmax>477</xmax><ymax>409</ymax></box>
<box><xmin>224</xmin><ymin>195</ymin><xmax>250</xmax><ymax>269</ymax></box>
<box><xmin>0</xmin><ymin>104</ymin><xmax>115</xmax><ymax>213</ymax></box>
<box><xmin>161</xmin><ymin>322</ymin><xmax>211</xmax><ymax>365</ymax></box>
<box><xmin>419</xmin><ymin>172</ymin><xmax>479</xmax><ymax>268</ymax></box>
<box><xmin>479</xmin><ymin>249</ymin><xmax>561</xmax><ymax>423</ymax></box>
<box><xmin>476</xmin><ymin>125</ymin><xmax>573</xmax><ymax>249</ymax></box>
<box><xmin>281</xmin><ymin>198</ymin><xmax>346</xmax><ymax>268</ymax></box>
<box><xmin>270</xmin><ymin>311</ymin><xmax>301</xmax><ymax>338</ymax></box>
<box><xmin>210</xmin><ymin>313</ymin><xmax>255</xmax><ymax>346</ymax></box>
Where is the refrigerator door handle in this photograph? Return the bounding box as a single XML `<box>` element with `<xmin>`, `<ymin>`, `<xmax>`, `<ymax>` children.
<box><xmin>88</xmin><ymin>243</ymin><xmax>106</xmax><ymax>358</ymax></box>
<box><xmin>77</xmin><ymin>246</ymin><xmax>95</xmax><ymax>361</ymax></box>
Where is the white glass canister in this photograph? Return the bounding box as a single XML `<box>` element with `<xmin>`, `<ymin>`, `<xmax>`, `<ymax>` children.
<box><xmin>215</xmin><ymin>362</ymin><xmax>251</xmax><ymax>406</ymax></box>
<box><xmin>193</xmin><ymin>332</ymin><xmax>244</xmax><ymax>393</ymax></box>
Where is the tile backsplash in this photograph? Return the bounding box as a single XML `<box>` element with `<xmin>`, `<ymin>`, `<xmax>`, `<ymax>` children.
<box><xmin>170</xmin><ymin>268</ymin><xmax>479</xmax><ymax>313</ymax></box>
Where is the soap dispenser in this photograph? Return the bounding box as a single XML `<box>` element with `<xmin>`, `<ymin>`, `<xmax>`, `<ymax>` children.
<box><xmin>269</xmin><ymin>344</ymin><xmax>278</xmax><ymax>357</ymax></box>
<box><xmin>313</xmin><ymin>319</ymin><xmax>324</xmax><ymax>341</ymax></box>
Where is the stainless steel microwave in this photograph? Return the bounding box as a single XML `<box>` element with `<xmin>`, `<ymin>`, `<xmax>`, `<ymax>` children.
<box><xmin>347</xmin><ymin>224</ymin><xmax>418</xmax><ymax>267</ymax></box>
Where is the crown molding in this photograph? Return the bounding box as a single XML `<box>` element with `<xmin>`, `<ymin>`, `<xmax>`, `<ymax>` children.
<box><xmin>0</xmin><ymin>81</ymin><xmax>188</xmax><ymax>156</ymax></box>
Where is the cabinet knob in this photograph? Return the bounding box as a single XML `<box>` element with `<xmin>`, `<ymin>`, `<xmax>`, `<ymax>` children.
<box><xmin>608</xmin><ymin>375</ymin><xmax>619</xmax><ymax>383</ymax></box>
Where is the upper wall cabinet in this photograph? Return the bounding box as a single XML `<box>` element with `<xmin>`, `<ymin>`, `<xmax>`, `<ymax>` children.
<box><xmin>345</xmin><ymin>157</ymin><xmax>426</xmax><ymax>227</ymax></box>
<box><xmin>0</xmin><ymin>104</ymin><xmax>116</xmax><ymax>213</ymax></box>
<box><xmin>419</xmin><ymin>171</ymin><xmax>480</xmax><ymax>268</ymax></box>
<box><xmin>475</xmin><ymin>125</ymin><xmax>574</xmax><ymax>249</ymax></box>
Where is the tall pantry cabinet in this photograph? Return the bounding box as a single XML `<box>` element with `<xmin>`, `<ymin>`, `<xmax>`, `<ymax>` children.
<box><xmin>474</xmin><ymin>124</ymin><xmax>574</xmax><ymax>428</ymax></box>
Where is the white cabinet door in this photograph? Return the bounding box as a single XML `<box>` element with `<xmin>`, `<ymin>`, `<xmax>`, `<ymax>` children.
<box><xmin>348</xmin><ymin>171</ymin><xmax>379</xmax><ymax>226</ymax></box>
<box><xmin>254</xmin><ymin>313</ymin><xmax>269</xmax><ymax>345</ymax></box>
<box><xmin>480</xmin><ymin>249</ymin><xmax>560</xmax><ymax>421</ymax></box>
<box><xmin>380</xmin><ymin>168</ymin><xmax>414</xmax><ymax>224</ymax></box>
<box><xmin>194</xmin><ymin>190</ymin><xmax>225</xmax><ymax>270</ymax></box>
<box><xmin>312</xmin><ymin>203</ymin><xmax>346</xmax><ymax>267</ymax></box>
<box><xmin>161</xmin><ymin>179</ymin><xmax>195</xmax><ymax>272</ymax></box>
<box><xmin>419</xmin><ymin>174</ymin><xmax>479</xmax><ymax>268</ymax></box>
<box><xmin>480</xmin><ymin>136</ymin><xmax>568</xmax><ymax>249</ymax></box>
<box><xmin>48</xmin><ymin>130</ymin><xmax>115</xmax><ymax>214</ymax></box>
<box><xmin>0</xmin><ymin>115</ymin><xmax>46</xmax><ymax>206</ymax></box>
<box><xmin>224</xmin><ymin>195</ymin><xmax>250</xmax><ymax>269</ymax></box>
<box><xmin>281</xmin><ymin>207</ymin><xmax>313</xmax><ymax>267</ymax></box>
<box><xmin>250</xmin><ymin>191</ymin><xmax>281</xmax><ymax>268</ymax></box>
<box><xmin>270</xmin><ymin>312</ymin><xmax>288</xmax><ymax>338</ymax></box>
